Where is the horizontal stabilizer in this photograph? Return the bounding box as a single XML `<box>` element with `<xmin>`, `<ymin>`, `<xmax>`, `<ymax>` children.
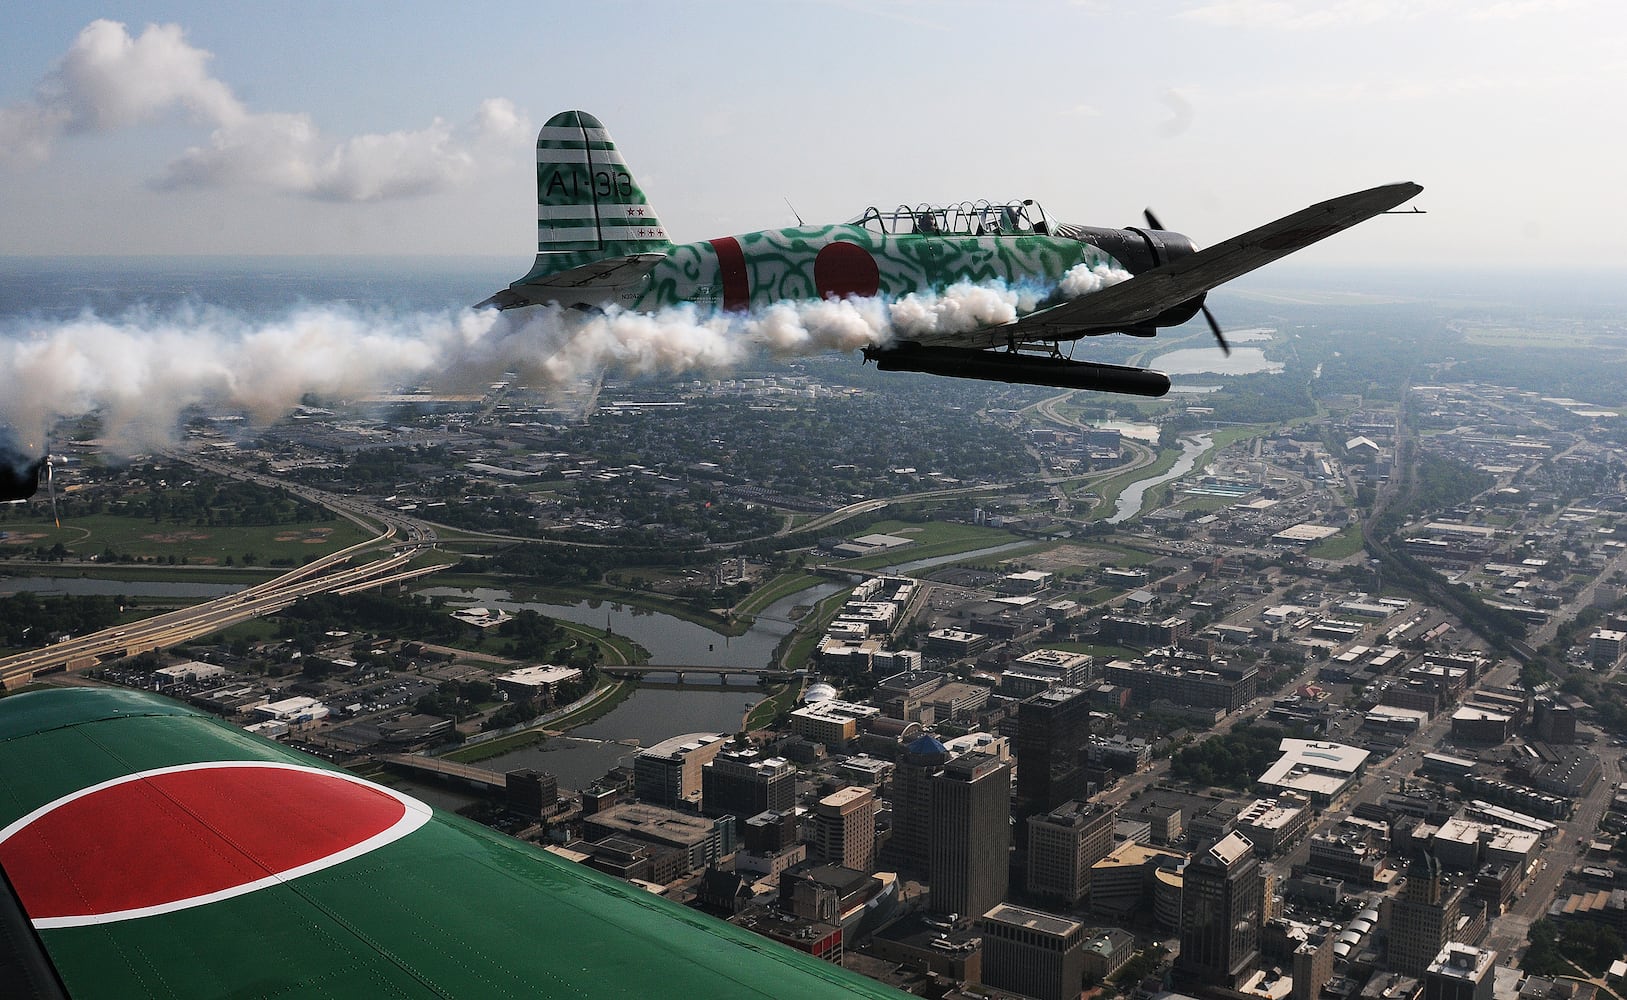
<box><xmin>477</xmin><ymin>253</ymin><xmax>667</xmax><ymax>310</ymax></box>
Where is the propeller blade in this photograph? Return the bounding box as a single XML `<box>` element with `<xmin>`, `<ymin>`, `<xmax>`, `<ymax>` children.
<box><xmin>1202</xmin><ymin>305</ymin><xmax>1231</xmax><ymax>356</ymax></box>
<box><xmin>1146</xmin><ymin>207</ymin><xmax>1230</xmax><ymax>355</ymax></box>
<box><xmin>46</xmin><ymin>455</ymin><xmax>59</xmax><ymax>529</ymax></box>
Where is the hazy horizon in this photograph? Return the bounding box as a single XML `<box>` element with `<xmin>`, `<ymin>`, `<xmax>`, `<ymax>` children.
<box><xmin>4</xmin><ymin>5</ymin><xmax>1626</xmax><ymax>267</ymax></box>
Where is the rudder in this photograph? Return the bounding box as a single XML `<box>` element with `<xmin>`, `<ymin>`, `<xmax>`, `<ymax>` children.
<box><xmin>521</xmin><ymin>111</ymin><xmax>669</xmax><ymax>281</ymax></box>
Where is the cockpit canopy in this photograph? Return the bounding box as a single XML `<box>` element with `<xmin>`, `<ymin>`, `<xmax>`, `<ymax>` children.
<box><xmin>849</xmin><ymin>199</ymin><xmax>1051</xmax><ymax>237</ymax></box>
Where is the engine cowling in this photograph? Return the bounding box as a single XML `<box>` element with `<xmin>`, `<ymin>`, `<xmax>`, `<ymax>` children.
<box><xmin>1072</xmin><ymin>225</ymin><xmax>1205</xmax><ymax>330</ymax></box>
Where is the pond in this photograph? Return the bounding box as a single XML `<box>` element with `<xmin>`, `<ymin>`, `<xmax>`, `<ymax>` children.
<box><xmin>1090</xmin><ymin>420</ymin><xmax>1160</xmax><ymax>444</ymax></box>
<box><xmin>1151</xmin><ymin>346</ymin><xmax>1283</xmax><ymax>376</ymax></box>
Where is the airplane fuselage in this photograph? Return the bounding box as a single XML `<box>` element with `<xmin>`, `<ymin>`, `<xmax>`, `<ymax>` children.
<box><xmin>606</xmin><ymin>226</ymin><xmax>1110</xmax><ymax>314</ymax></box>
<box><xmin>508</xmin><ymin>210</ymin><xmax>1205</xmax><ymax>338</ymax></box>
<box><xmin>482</xmin><ymin>110</ymin><xmax>1419</xmax><ymax>395</ymax></box>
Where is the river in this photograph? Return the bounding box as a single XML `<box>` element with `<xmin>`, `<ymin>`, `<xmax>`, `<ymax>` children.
<box><xmin>471</xmin><ymin>684</ymin><xmax>772</xmax><ymax>790</ymax></box>
<box><xmin>423</xmin><ymin>538</ymin><xmax>1046</xmax><ymax>788</ymax></box>
<box><xmin>1108</xmin><ymin>433</ymin><xmax>1214</xmax><ymax>524</ymax></box>
<box><xmin>413</xmin><ymin>582</ymin><xmax>824</xmax><ymax>789</ymax></box>
<box><xmin>416</xmin><ymin>536</ymin><xmax>1044</xmax><ymax>667</ymax></box>
<box><xmin>416</xmin><ymin>581</ymin><xmax>843</xmax><ymax>669</ymax></box>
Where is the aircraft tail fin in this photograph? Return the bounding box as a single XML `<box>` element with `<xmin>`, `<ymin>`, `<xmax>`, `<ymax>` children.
<box><xmin>514</xmin><ymin>111</ymin><xmax>671</xmax><ymax>286</ymax></box>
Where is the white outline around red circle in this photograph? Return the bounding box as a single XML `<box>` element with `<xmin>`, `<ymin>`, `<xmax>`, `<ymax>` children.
<box><xmin>0</xmin><ymin>760</ymin><xmax>433</xmax><ymax>929</ymax></box>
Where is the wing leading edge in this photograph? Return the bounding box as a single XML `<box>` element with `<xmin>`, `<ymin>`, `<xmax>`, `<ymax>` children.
<box><xmin>0</xmin><ymin>689</ymin><xmax>907</xmax><ymax>1000</ymax></box>
<box><xmin>1006</xmin><ymin>181</ymin><xmax>1424</xmax><ymax>342</ymax></box>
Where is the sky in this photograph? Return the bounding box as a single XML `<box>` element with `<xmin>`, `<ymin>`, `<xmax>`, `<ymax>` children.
<box><xmin>0</xmin><ymin>0</ymin><xmax>1623</xmax><ymax>270</ymax></box>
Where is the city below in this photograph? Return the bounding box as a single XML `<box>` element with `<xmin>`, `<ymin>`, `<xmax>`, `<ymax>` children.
<box><xmin>4</xmin><ymin>275</ymin><xmax>1627</xmax><ymax>1000</ymax></box>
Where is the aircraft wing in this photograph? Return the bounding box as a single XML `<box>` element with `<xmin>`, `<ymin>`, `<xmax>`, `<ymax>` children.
<box><xmin>0</xmin><ymin>689</ymin><xmax>905</xmax><ymax>1000</ymax></box>
<box><xmin>995</xmin><ymin>182</ymin><xmax>1423</xmax><ymax>344</ymax></box>
<box><xmin>477</xmin><ymin>252</ymin><xmax>667</xmax><ymax>310</ymax></box>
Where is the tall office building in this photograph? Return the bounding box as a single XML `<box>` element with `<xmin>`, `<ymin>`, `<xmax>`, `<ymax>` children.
<box><xmin>633</xmin><ymin>732</ymin><xmax>727</xmax><ymax>810</ymax></box>
<box><xmin>1175</xmin><ymin>831</ymin><xmax>1264</xmax><ymax>990</ymax></box>
<box><xmin>1424</xmin><ymin>945</ymin><xmax>1496</xmax><ymax>1000</ymax></box>
<box><xmin>1390</xmin><ymin>851</ymin><xmax>1463</xmax><ymax>977</ymax></box>
<box><xmin>930</xmin><ymin>752</ymin><xmax>1011</xmax><ymax>917</ymax></box>
<box><xmin>701</xmin><ymin>747</ymin><xmax>796</xmax><ymax>818</ymax></box>
<box><xmin>1026</xmin><ymin>799</ymin><xmax>1118</xmax><ymax>907</ymax></box>
<box><xmin>890</xmin><ymin>733</ymin><xmax>951</xmax><ymax>873</ymax></box>
<box><xmin>811</xmin><ymin>786</ymin><xmax>877</xmax><ymax>872</ymax></box>
<box><xmin>980</xmin><ymin>903</ymin><xmax>1088</xmax><ymax>1000</ymax></box>
<box><xmin>1015</xmin><ymin>687</ymin><xmax>1092</xmax><ymax>819</ymax></box>
<box><xmin>1289</xmin><ymin>922</ymin><xmax>1336</xmax><ymax>1000</ymax></box>
<box><xmin>742</xmin><ymin>809</ymin><xmax>799</xmax><ymax>854</ymax></box>
<box><xmin>505</xmin><ymin>769</ymin><xmax>558</xmax><ymax>818</ymax></box>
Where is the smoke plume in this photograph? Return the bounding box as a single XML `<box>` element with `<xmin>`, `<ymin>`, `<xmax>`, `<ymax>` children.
<box><xmin>0</xmin><ymin>262</ymin><xmax>1129</xmax><ymax>456</ymax></box>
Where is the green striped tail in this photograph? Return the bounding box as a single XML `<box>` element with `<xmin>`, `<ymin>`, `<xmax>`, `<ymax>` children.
<box><xmin>518</xmin><ymin>110</ymin><xmax>670</xmax><ymax>283</ymax></box>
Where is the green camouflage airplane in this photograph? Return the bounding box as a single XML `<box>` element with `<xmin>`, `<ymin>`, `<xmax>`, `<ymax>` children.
<box><xmin>481</xmin><ymin>110</ymin><xmax>1421</xmax><ymax>397</ymax></box>
<box><xmin>0</xmin><ymin>688</ymin><xmax>908</xmax><ymax>998</ymax></box>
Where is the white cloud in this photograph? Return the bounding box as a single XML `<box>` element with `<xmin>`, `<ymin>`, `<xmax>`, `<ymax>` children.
<box><xmin>50</xmin><ymin>19</ymin><xmax>244</xmax><ymax>131</ymax></box>
<box><xmin>1468</xmin><ymin>0</ymin><xmax>1586</xmax><ymax>17</ymax></box>
<box><xmin>1178</xmin><ymin>0</ymin><xmax>1592</xmax><ymax>28</ymax></box>
<box><xmin>160</xmin><ymin>99</ymin><xmax>530</xmax><ymax>202</ymax></box>
<box><xmin>0</xmin><ymin>20</ymin><xmax>242</xmax><ymax>162</ymax></box>
<box><xmin>0</xmin><ymin>20</ymin><xmax>531</xmax><ymax>202</ymax></box>
<box><xmin>1179</xmin><ymin>0</ymin><xmax>1418</xmax><ymax>29</ymax></box>
<box><xmin>0</xmin><ymin>102</ymin><xmax>64</xmax><ymax>164</ymax></box>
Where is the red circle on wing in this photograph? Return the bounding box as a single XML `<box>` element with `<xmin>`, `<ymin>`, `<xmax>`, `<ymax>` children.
<box><xmin>815</xmin><ymin>242</ymin><xmax>881</xmax><ymax>299</ymax></box>
<box><xmin>0</xmin><ymin>765</ymin><xmax>408</xmax><ymax>922</ymax></box>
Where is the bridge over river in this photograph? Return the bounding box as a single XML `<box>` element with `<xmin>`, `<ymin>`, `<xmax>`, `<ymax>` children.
<box><xmin>597</xmin><ymin>664</ymin><xmax>799</xmax><ymax>684</ymax></box>
<box><xmin>377</xmin><ymin>753</ymin><xmax>509</xmax><ymax>791</ymax></box>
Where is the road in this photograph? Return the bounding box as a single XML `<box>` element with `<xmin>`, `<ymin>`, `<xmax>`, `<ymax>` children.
<box><xmin>1085</xmin><ymin>634</ymin><xmax>1623</xmax><ymax>970</ymax></box>
<box><xmin>1481</xmin><ymin>734</ymin><xmax>1623</xmax><ymax>962</ymax></box>
<box><xmin>0</xmin><ymin>452</ymin><xmax>445</xmax><ymax>690</ymax></box>
<box><xmin>421</xmin><ymin>397</ymin><xmax>1162</xmax><ymax>551</ymax></box>
<box><xmin>1259</xmin><ymin>652</ymin><xmax>1626</xmax><ymax>967</ymax></box>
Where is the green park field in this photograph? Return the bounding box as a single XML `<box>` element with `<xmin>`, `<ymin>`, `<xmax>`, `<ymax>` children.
<box><xmin>0</xmin><ymin>513</ymin><xmax>372</xmax><ymax>568</ymax></box>
<box><xmin>829</xmin><ymin>520</ymin><xmax>1021</xmax><ymax>571</ymax></box>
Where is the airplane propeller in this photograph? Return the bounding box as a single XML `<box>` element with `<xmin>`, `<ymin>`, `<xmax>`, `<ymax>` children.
<box><xmin>46</xmin><ymin>454</ymin><xmax>59</xmax><ymax>529</ymax></box>
<box><xmin>1144</xmin><ymin>208</ymin><xmax>1230</xmax><ymax>356</ymax></box>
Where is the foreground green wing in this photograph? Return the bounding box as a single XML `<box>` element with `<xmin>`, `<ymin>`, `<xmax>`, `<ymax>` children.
<box><xmin>0</xmin><ymin>689</ymin><xmax>904</xmax><ymax>1000</ymax></box>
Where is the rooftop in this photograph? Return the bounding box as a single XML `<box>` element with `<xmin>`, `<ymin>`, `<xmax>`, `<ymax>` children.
<box><xmin>1205</xmin><ymin>831</ymin><xmax>1256</xmax><ymax>867</ymax></box>
<box><xmin>981</xmin><ymin>902</ymin><xmax>1082</xmax><ymax>938</ymax></box>
<box><xmin>496</xmin><ymin>664</ymin><xmax>583</xmax><ymax>686</ymax></box>
<box><xmin>1427</xmin><ymin>944</ymin><xmax>1496</xmax><ymax>981</ymax></box>
<box><xmin>1093</xmin><ymin>841</ymin><xmax>1187</xmax><ymax>871</ymax></box>
<box><xmin>1237</xmin><ymin>798</ymin><xmax>1306</xmax><ymax>831</ymax></box>
<box><xmin>819</xmin><ymin>786</ymin><xmax>873</xmax><ymax>809</ymax></box>
<box><xmin>640</xmin><ymin>731</ymin><xmax>727</xmax><ymax>759</ymax></box>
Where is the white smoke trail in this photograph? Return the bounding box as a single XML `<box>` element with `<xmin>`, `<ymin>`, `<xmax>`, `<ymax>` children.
<box><xmin>1060</xmin><ymin>261</ymin><xmax>1134</xmax><ymax>297</ymax></box>
<box><xmin>0</xmin><ymin>267</ymin><xmax>1131</xmax><ymax>456</ymax></box>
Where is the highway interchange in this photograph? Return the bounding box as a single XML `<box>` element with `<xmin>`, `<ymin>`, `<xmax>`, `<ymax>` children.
<box><xmin>0</xmin><ymin>454</ymin><xmax>445</xmax><ymax>690</ymax></box>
